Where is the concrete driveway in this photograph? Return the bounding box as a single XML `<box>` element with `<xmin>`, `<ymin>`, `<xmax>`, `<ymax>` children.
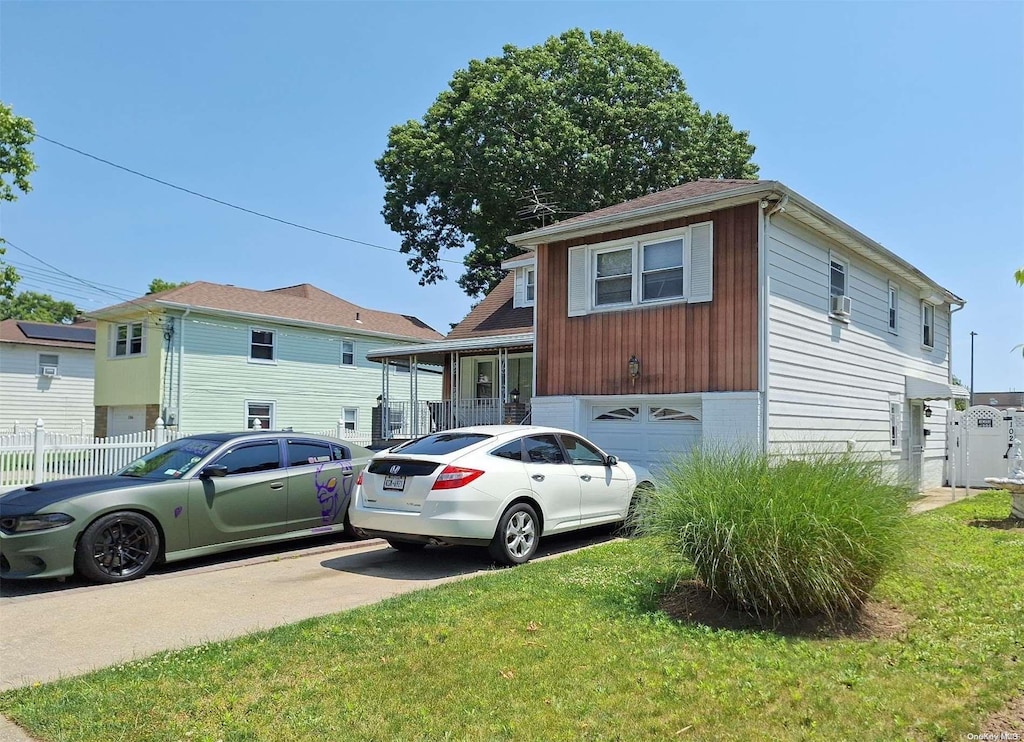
<box><xmin>0</xmin><ymin>530</ymin><xmax>613</xmax><ymax>693</ymax></box>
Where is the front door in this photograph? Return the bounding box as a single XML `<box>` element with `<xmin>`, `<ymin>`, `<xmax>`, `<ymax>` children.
<box><xmin>909</xmin><ymin>401</ymin><xmax>924</xmax><ymax>490</ymax></box>
<box><xmin>188</xmin><ymin>439</ymin><xmax>290</xmax><ymax>546</ymax></box>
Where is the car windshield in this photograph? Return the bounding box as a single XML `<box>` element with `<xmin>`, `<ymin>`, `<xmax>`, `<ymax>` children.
<box><xmin>118</xmin><ymin>438</ymin><xmax>221</xmax><ymax>480</ymax></box>
<box><xmin>389</xmin><ymin>433</ymin><xmax>492</xmax><ymax>456</ymax></box>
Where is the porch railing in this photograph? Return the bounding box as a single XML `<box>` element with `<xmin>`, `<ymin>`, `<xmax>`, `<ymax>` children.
<box><xmin>380</xmin><ymin>399</ymin><xmax>531</xmax><ymax>439</ymax></box>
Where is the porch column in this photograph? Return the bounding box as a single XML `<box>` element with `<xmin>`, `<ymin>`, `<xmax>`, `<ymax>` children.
<box><xmin>382</xmin><ymin>359</ymin><xmax>390</xmax><ymax>434</ymax></box>
<box><xmin>410</xmin><ymin>354</ymin><xmax>419</xmax><ymax>436</ymax></box>
<box><xmin>450</xmin><ymin>352</ymin><xmax>459</xmax><ymax>428</ymax></box>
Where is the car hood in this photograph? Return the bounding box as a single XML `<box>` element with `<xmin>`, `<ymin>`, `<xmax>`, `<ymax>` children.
<box><xmin>0</xmin><ymin>476</ymin><xmax>159</xmax><ymax>516</ymax></box>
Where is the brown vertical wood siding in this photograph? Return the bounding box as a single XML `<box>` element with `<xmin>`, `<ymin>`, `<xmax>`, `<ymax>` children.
<box><xmin>536</xmin><ymin>202</ymin><xmax>759</xmax><ymax>396</ymax></box>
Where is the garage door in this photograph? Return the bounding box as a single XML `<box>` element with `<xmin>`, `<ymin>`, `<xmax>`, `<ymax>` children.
<box><xmin>585</xmin><ymin>398</ymin><xmax>702</xmax><ymax>473</ymax></box>
<box><xmin>107</xmin><ymin>405</ymin><xmax>147</xmax><ymax>437</ymax></box>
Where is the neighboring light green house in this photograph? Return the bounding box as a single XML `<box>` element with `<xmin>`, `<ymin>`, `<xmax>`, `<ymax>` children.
<box><xmin>88</xmin><ymin>282</ymin><xmax>443</xmax><ymax>442</ymax></box>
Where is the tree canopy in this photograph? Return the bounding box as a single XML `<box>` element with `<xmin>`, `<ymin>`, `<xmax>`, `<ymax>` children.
<box><xmin>147</xmin><ymin>278</ymin><xmax>190</xmax><ymax>294</ymax></box>
<box><xmin>0</xmin><ymin>102</ymin><xmax>37</xmax><ymax>300</ymax></box>
<box><xmin>377</xmin><ymin>29</ymin><xmax>758</xmax><ymax>297</ymax></box>
<box><xmin>0</xmin><ymin>291</ymin><xmax>79</xmax><ymax>324</ymax></box>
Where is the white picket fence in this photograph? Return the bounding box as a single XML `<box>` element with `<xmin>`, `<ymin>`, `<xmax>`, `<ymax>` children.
<box><xmin>0</xmin><ymin>419</ymin><xmax>375</xmax><ymax>489</ymax></box>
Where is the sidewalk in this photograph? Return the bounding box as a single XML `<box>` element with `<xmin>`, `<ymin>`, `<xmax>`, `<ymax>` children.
<box><xmin>910</xmin><ymin>486</ymin><xmax>984</xmax><ymax>514</ymax></box>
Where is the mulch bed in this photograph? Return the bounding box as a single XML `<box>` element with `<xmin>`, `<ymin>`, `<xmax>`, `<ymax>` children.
<box><xmin>968</xmin><ymin>517</ymin><xmax>1024</xmax><ymax>530</ymax></box>
<box><xmin>659</xmin><ymin>580</ymin><xmax>912</xmax><ymax>639</ymax></box>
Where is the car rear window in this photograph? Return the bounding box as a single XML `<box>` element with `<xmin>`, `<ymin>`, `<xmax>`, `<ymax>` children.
<box><xmin>390</xmin><ymin>433</ymin><xmax>492</xmax><ymax>456</ymax></box>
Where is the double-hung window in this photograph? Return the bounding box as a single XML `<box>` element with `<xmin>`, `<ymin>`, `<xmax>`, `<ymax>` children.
<box><xmin>887</xmin><ymin>282</ymin><xmax>899</xmax><ymax>334</ymax></box>
<box><xmin>245</xmin><ymin>401</ymin><xmax>274</xmax><ymax>430</ymax></box>
<box><xmin>641</xmin><ymin>237</ymin><xmax>685</xmax><ymax>302</ymax></box>
<box><xmin>921</xmin><ymin>302</ymin><xmax>934</xmax><ymax>349</ymax></box>
<box><xmin>525</xmin><ymin>269</ymin><xmax>536</xmax><ymax>304</ymax></box>
<box><xmin>341</xmin><ymin>340</ymin><xmax>355</xmax><ymax>366</ymax></box>
<box><xmin>112</xmin><ymin>321</ymin><xmax>145</xmax><ymax>358</ymax></box>
<box><xmin>342</xmin><ymin>407</ymin><xmax>358</xmax><ymax>433</ymax></box>
<box><xmin>38</xmin><ymin>353</ymin><xmax>60</xmax><ymax>377</ymax></box>
<box><xmin>568</xmin><ymin>221</ymin><xmax>713</xmax><ymax>317</ymax></box>
<box><xmin>594</xmin><ymin>248</ymin><xmax>634</xmax><ymax>307</ymax></box>
<box><xmin>829</xmin><ymin>254</ymin><xmax>848</xmax><ymax>297</ymax></box>
<box><xmin>250</xmin><ymin>328</ymin><xmax>276</xmax><ymax>362</ymax></box>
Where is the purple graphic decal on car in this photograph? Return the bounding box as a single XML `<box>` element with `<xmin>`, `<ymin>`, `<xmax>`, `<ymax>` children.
<box><xmin>315</xmin><ymin>460</ymin><xmax>355</xmax><ymax>526</ymax></box>
<box><xmin>174</xmin><ymin>506</ymin><xmax>183</xmax><ymax>518</ymax></box>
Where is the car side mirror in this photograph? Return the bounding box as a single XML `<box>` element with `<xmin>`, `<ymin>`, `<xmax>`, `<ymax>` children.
<box><xmin>200</xmin><ymin>465</ymin><xmax>228</xmax><ymax>479</ymax></box>
<box><xmin>605</xmin><ymin>455</ymin><xmax>618</xmax><ymax>466</ymax></box>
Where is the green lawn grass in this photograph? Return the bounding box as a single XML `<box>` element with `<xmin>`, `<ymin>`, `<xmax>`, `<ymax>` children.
<box><xmin>2</xmin><ymin>491</ymin><xmax>1022</xmax><ymax>741</ymax></box>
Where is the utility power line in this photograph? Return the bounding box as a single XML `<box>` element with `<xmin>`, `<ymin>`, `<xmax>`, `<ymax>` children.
<box><xmin>35</xmin><ymin>133</ymin><xmax>466</xmax><ymax>266</ymax></box>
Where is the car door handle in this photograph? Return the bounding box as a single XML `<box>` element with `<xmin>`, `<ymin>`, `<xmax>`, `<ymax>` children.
<box><xmin>531</xmin><ymin>474</ymin><xmax>545</xmax><ymax>482</ymax></box>
<box><xmin>580</xmin><ymin>474</ymin><xmax>592</xmax><ymax>482</ymax></box>
<box><xmin>270</xmin><ymin>482</ymin><xmax>284</xmax><ymax>490</ymax></box>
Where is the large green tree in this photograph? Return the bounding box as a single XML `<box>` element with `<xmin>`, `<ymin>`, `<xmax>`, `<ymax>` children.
<box><xmin>0</xmin><ymin>290</ymin><xmax>79</xmax><ymax>323</ymax></box>
<box><xmin>147</xmin><ymin>278</ymin><xmax>190</xmax><ymax>294</ymax></box>
<box><xmin>377</xmin><ymin>29</ymin><xmax>758</xmax><ymax>297</ymax></box>
<box><xmin>0</xmin><ymin>102</ymin><xmax>37</xmax><ymax>300</ymax></box>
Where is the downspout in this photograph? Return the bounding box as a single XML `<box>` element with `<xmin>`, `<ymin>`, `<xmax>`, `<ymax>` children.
<box><xmin>177</xmin><ymin>308</ymin><xmax>191</xmax><ymax>429</ymax></box>
<box><xmin>948</xmin><ymin>301</ymin><xmax>965</xmax><ymax>386</ymax></box>
<box><xmin>759</xmin><ymin>195</ymin><xmax>788</xmax><ymax>454</ymax></box>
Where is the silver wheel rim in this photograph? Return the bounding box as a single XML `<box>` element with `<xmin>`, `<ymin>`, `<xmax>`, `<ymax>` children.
<box><xmin>503</xmin><ymin>511</ymin><xmax>536</xmax><ymax>558</ymax></box>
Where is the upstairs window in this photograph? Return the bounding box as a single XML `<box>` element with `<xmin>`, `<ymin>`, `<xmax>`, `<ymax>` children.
<box><xmin>568</xmin><ymin>222</ymin><xmax>713</xmax><ymax>317</ymax></box>
<box><xmin>921</xmin><ymin>302</ymin><xmax>934</xmax><ymax>349</ymax></box>
<box><xmin>829</xmin><ymin>254</ymin><xmax>848</xmax><ymax>297</ymax></box>
<box><xmin>525</xmin><ymin>269</ymin><xmax>536</xmax><ymax>304</ymax></box>
<box><xmin>250</xmin><ymin>329</ymin><xmax>276</xmax><ymax>362</ymax></box>
<box><xmin>341</xmin><ymin>340</ymin><xmax>355</xmax><ymax>366</ymax></box>
<box><xmin>641</xmin><ymin>238</ymin><xmax>684</xmax><ymax>302</ymax></box>
<box><xmin>594</xmin><ymin>248</ymin><xmax>633</xmax><ymax>306</ymax></box>
<box><xmin>38</xmin><ymin>353</ymin><xmax>60</xmax><ymax>377</ymax></box>
<box><xmin>888</xmin><ymin>282</ymin><xmax>900</xmax><ymax>334</ymax></box>
<box><xmin>112</xmin><ymin>321</ymin><xmax>145</xmax><ymax>358</ymax></box>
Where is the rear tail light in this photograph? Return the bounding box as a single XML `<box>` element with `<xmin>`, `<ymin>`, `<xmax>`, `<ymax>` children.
<box><xmin>355</xmin><ymin>471</ymin><xmax>364</xmax><ymax>486</ymax></box>
<box><xmin>431</xmin><ymin>465</ymin><xmax>485</xmax><ymax>490</ymax></box>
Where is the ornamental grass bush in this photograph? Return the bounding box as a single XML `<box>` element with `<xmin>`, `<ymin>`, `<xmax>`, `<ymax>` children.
<box><xmin>637</xmin><ymin>447</ymin><xmax>911</xmax><ymax>619</ymax></box>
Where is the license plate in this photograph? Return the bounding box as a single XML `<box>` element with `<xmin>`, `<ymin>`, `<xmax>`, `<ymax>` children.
<box><xmin>383</xmin><ymin>475</ymin><xmax>406</xmax><ymax>491</ymax></box>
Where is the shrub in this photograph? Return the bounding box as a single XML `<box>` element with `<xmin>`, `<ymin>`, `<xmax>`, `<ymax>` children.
<box><xmin>637</xmin><ymin>447</ymin><xmax>911</xmax><ymax>619</ymax></box>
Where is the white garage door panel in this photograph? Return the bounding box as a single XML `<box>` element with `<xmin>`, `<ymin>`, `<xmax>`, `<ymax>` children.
<box><xmin>585</xmin><ymin>398</ymin><xmax>702</xmax><ymax>472</ymax></box>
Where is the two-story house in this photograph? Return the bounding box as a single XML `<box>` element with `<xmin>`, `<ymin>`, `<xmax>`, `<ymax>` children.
<box><xmin>88</xmin><ymin>282</ymin><xmax>443</xmax><ymax>442</ymax></box>
<box><xmin>510</xmin><ymin>179</ymin><xmax>966</xmax><ymax>489</ymax></box>
<box><xmin>0</xmin><ymin>319</ymin><xmax>96</xmax><ymax>434</ymax></box>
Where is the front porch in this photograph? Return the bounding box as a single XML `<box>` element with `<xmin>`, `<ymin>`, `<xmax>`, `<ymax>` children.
<box><xmin>367</xmin><ymin>332</ymin><xmax>534</xmax><ymax>446</ymax></box>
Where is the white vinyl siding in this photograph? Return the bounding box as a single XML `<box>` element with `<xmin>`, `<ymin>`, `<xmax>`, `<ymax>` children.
<box><xmin>566</xmin><ymin>221</ymin><xmax>713</xmax><ymax>316</ymax></box>
<box><xmin>0</xmin><ymin>344</ymin><xmax>95</xmax><ymax>434</ymax></box>
<box><xmin>765</xmin><ymin>214</ymin><xmax>951</xmax><ymax>488</ymax></box>
<box><xmin>111</xmin><ymin>321</ymin><xmax>145</xmax><ymax>358</ymax></box>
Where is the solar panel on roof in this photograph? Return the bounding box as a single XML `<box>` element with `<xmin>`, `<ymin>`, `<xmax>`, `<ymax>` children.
<box><xmin>16</xmin><ymin>322</ymin><xmax>96</xmax><ymax>344</ymax></box>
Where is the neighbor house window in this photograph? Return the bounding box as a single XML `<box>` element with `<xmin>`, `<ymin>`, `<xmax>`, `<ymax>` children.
<box><xmin>641</xmin><ymin>237</ymin><xmax>685</xmax><ymax>302</ymax></box>
<box><xmin>829</xmin><ymin>254</ymin><xmax>848</xmax><ymax>297</ymax></box>
<box><xmin>342</xmin><ymin>407</ymin><xmax>358</xmax><ymax>433</ymax></box>
<box><xmin>594</xmin><ymin>247</ymin><xmax>634</xmax><ymax>306</ymax></box>
<box><xmin>888</xmin><ymin>282</ymin><xmax>899</xmax><ymax>334</ymax></box>
<box><xmin>525</xmin><ymin>269</ymin><xmax>536</xmax><ymax>304</ymax></box>
<box><xmin>38</xmin><ymin>353</ymin><xmax>60</xmax><ymax>377</ymax></box>
<box><xmin>921</xmin><ymin>302</ymin><xmax>934</xmax><ymax>349</ymax></box>
<box><xmin>245</xmin><ymin>401</ymin><xmax>274</xmax><ymax>430</ymax></box>
<box><xmin>250</xmin><ymin>328</ymin><xmax>276</xmax><ymax>362</ymax></box>
<box><xmin>112</xmin><ymin>321</ymin><xmax>145</xmax><ymax>357</ymax></box>
<box><xmin>341</xmin><ymin>340</ymin><xmax>355</xmax><ymax>366</ymax></box>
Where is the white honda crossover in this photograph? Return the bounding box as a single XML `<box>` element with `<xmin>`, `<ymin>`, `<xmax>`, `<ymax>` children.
<box><xmin>349</xmin><ymin>426</ymin><xmax>653</xmax><ymax>565</ymax></box>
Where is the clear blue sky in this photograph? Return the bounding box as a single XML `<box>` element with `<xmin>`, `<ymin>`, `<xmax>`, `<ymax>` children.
<box><xmin>1</xmin><ymin>1</ymin><xmax>1021</xmax><ymax>391</ymax></box>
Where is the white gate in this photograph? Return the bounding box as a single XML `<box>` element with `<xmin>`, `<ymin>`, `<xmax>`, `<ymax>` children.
<box><xmin>948</xmin><ymin>406</ymin><xmax>1024</xmax><ymax>487</ymax></box>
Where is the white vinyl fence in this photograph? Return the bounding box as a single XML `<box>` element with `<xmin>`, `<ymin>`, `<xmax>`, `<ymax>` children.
<box><xmin>0</xmin><ymin>418</ymin><xmax>375</xmax><ymax>489</ymax></box>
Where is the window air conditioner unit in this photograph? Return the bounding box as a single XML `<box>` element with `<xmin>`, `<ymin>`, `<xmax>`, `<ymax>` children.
<box><xmin>41</xmin><ymin>366</ymin><xmax>59</xmax><ymax>378</ymax></box>
<box><xmin>830</xmin><ymin>295</ymin><xmax>852</xmax><ymax>317</ymax></box>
